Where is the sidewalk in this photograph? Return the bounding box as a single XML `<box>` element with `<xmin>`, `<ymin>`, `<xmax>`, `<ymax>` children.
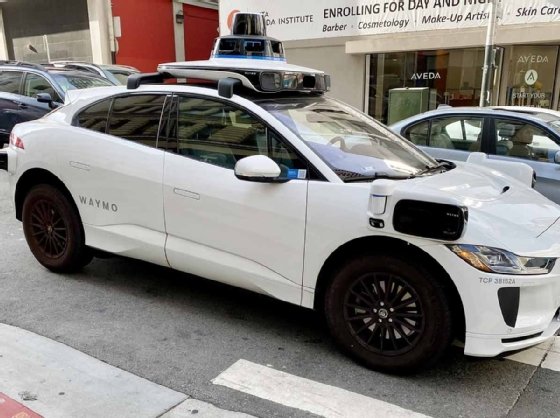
<box><xmin>0</xmin><ymin>323</ymin><xmax>252</xmax><ymax>418</ymax></box>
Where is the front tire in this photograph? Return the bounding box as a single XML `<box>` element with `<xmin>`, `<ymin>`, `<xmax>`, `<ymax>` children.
<box><xmin>22</xmin><ymin>184</ymin><xmax>92</xmax><ymax>272</ymax></box>
<box><xmin>324</xmin><ymin>254</ymin><xmax>453</xmax><ymax>374</ymax></box>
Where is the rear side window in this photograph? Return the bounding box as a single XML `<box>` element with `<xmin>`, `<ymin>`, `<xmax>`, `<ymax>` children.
<box><xmin>0</xmin><ymin>71</ymin><xmax>23</xmax><ymax>94</ymax></box>
<box><xmin>405</xmin><ymin>117</ymin><xmax>484</xmax><ymax>151</ymax></box>
<box><xmin>107</xmin><ymin>94</ymin><xmax>167</xmax><ymax>147</ymax></box>
<box><xmin>77</xmin><ymin>99</ymin><xmax>112</xmax><ymax>133</ymax></box>
<box><xmin>493</xmin><ymin>118</ymin><xmax>559</xmax><ymax>161</ymax></box>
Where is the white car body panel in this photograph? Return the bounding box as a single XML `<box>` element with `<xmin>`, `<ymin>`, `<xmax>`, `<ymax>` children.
<box><xmin>163</xmin><ymin>151</ymin><xmax>307</xmax><ymax>304</ymax></box>
<box><xmin>5</xmin><ymin>82</ymin><xmax>560</xmax><ymax>361</ymax></box>
<box><xmin>10</xmin><ymin>117</ymin><xmax>168</xmax><ymax>266</ymax></box>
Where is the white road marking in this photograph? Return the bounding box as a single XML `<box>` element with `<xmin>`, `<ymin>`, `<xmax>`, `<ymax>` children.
<box><xmin>504</xmin><ymin>336</ymin><xmax>560</xmax><ymax>372</ymax></box>
<box><xmin>504</xmin><ymin>339</ymin><xmax>553</xmax><ymax>366</ymax></box>
<box><xmin>542</xmin><ymin>337</ymin><xmax>560</xmax><ymax>372</ymax></box>
<box><xmin>161</xmin><ymin>399</ymin><xmax>254</xmax><ymax>417</ymax></box>
<box><xmin>212</xmin><ymin>359</ymin><xmax>431</xmax><ymax>418</ymax></box>
<box><xmin>0</xmin><ymin>323</ymin><xmax>186</xmax><ymax>418</ymax></box>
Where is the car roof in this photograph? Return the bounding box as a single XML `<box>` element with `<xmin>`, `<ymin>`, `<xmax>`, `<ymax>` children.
<box><xmin>49</xmin><ymin>61</ymin><xmax>139</xmax><ymax>72</ymax></box>
<box><xmin>99</xmin><ymin>64</ymin><xmax>139</xmax><ymax>72</ymax></box>
<box><xmin>0</xmin><ymin>63</ymin><xmax>104</xmax><ymax>78</ymax></box>
<box><xmin>489</xmin><ymin>106</ymin><xmax>560</xmax><ymax>120</ymax></box>
<box><xmin>63</xmin><ymin>82</ymin><xmax>325</xmax><ymax>108</ymax></box>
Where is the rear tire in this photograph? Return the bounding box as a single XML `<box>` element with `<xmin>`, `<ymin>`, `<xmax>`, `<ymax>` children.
<box><xmin>324</xmin><ymin>254</ymin><xmax>453</xmax><ymax>374</ymax></box>
<box><xmin>22</xmin><ymin>184</ymin><xmax>92</xmax><ymax>272</ymax></box>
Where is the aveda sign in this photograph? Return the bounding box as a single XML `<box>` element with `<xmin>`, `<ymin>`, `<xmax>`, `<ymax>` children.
<box><xmin>517</xmin><ymin>55</ymin><xmax>549</xmax><ymax>64</ymax></box>
<box><xmin>411</xmin><ymin>72</ymin><xmax>441</xmax><ymax>80</ymax></box>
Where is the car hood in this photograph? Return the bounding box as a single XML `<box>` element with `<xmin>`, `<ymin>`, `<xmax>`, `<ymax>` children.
<box><xmin>385</xmin><ymin>166</ymin><xmax>560</xmax><ymax>254</ymax></box>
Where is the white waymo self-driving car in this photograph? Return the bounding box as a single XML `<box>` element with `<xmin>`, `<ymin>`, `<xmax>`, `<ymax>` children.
<box><xmin>1</xmin><ymin>14</ymin><xmax>560</xmax><ymax>373</ymax></box>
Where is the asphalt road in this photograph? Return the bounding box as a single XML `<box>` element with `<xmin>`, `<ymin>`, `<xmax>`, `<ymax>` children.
<box><xmin>1</xmin><ymin>170</ymin><xmax>559</xmax><ymax>418</ymax></box>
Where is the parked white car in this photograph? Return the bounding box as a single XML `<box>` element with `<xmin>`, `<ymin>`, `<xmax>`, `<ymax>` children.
<box><xmin>1</xmin><ymin>59</ymin><xmax>560</xmax><ymax>374</ymax></box>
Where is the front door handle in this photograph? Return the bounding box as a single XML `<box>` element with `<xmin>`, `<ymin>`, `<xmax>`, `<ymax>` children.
<box><xmin>173</xmin><ymin>188</ymin><xmax>200</xmax><ymax>200</ymax></box>
<box><xmin>69</xmin><ymin>161</ymin><xmax>90</xmax><ymax>171</ymax></box>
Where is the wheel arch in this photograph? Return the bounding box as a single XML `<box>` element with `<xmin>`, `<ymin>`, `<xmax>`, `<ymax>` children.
<box><xmin>313</xmin><ymin>236</ymin><xmax>466</xmax><ymax>337</ymax></box>
<box><xmin>15</xmin><ymin>168</ymin><xmax>78</xmax><ymax>221</ymax></box>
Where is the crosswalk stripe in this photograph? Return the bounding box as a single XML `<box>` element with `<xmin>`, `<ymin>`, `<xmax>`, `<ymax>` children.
<box><xmin>212</xmin><ymin>359</ymin><xmax>431</xmax><ymax>418</ymax></box>
<box><xmin>505</xmin><ymin>336</ymin><xmax>560</xmax><ymax>370</ymax></box>
<box><xmin>504</xmin><ymin>339</ymin><xmax>552</xmax><ymax>366</ymax></box>
<box><xmin>541</xmin><ymin>337</ymin><xmax>560</xmax><ymax>372</ymax></box>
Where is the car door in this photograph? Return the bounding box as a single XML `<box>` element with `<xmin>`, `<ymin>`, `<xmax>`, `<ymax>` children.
<box><xmin>161</xmin><ymin>94</ymin><xmax>309</xmax><ymax>304</ymax></box>
<box><xmin>486</xmin><ymin>117</ymin><xmax>560</xmax><ymax>203</ymax></box>
<box><xmin>69</xmin><ymin>93</ymin><xmax>170</xmax><ymax>265</ymax></box>
<box><xmin>402</xmin><ymin>115</ymin><xmax>488</xmax><ymax>161</ymax></box>
<box><xmin>0</xmin><ymin>70</ymin><xmax>24</xmax><ymax>143</ymax></box>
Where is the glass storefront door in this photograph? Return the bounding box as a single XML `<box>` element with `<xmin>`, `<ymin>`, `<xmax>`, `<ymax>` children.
<box><xmin>368</xmin><ymin>47</ymin><xmax>502</xmax><ymax>124</ymax></box>
<box><xmin>506</xmin><ymin>45</ymin><xmax>559</xmax><ymax>109</ymax></box>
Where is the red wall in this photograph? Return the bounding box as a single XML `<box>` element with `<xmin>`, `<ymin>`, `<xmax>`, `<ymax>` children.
<box><xmin>112</xmin><ymin>0</ymin><xmax>175</xmax><ymax>72</ymax></box>
<box><xmin>184</xmin><ymin>5</ymin><xmax>218</xmax><ymax>61</ymax></box>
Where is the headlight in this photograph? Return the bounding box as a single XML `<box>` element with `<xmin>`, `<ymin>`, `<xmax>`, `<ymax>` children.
<box><xmin>448</xmin><ymin>244</ymin><xmax>556</xmax><ymax>275</ymax></box>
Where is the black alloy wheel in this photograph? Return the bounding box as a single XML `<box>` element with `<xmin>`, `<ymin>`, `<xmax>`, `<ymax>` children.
<box><xmin>324</xmin><ymin>254</ymin><xmax>453</xmax><ymax>373</ymax></box>
<box><xmin>22</xmin><ymin>184</ymin><xmax>92</xmax><ymax>272</ymax></box>
<box><xmin>344</xmin><ymin>273</ymin><xmax>424</xmax><ymax>356</ymax></box>
<box><xmin>28</xmin><ymin>198</ymin><xmax>69</xmax><ymax>259</ymax></box>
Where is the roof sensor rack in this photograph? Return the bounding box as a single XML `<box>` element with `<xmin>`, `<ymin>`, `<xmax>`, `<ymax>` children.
<box><xmin>128</xmin><ymin>12</ymin><xmax>331</xmax><ymax>98</ymax></box>
<box><xmin>127</xmin><ymin>72</ymin><xmax>171</xmax><ymax>89</ymax></box>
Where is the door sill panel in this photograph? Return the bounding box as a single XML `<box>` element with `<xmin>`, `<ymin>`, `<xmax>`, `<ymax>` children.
<box><xmin>84</xmin><ymin>224</ymin><xmax>169</xmax><ymax>267</ymax></box>
<box><xmin>165</xmin><ymin>235</ymin><xmax>302</xmax><ymax>306</ymax></box>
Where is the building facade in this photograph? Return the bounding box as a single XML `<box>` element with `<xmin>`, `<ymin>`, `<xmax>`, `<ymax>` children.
<box><xmin>219</xmin><ymin>0</ymin><xmax>560</xmax><ymax>123</ymax></box>
<box><xmin>0</xmin><ymin>0</ymin><xmax>218</xmax><ymax>73</ymax></box>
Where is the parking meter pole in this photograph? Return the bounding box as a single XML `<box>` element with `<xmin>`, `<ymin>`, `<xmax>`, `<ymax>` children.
<box><xmin>479</xmin><ymin>0</ymin><xmax>498</xmax><ymax>107</ymax></box>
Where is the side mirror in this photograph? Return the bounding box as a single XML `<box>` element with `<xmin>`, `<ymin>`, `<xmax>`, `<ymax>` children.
<box><xmin>554</xmin><ymin>150</ymin><xmax>560</xmax><ymax>164</ymax></box>
<box><xmin>36</xmin><ymin>93</ymin><xmax>59</xmax><ymax>109</ymax></box>
<box><xmin>234</xmin><ymin>155</ymin><xmax>287</xmax><ymax>183</ymax></box>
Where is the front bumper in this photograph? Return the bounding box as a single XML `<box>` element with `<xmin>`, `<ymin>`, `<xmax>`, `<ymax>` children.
<box><xmin>422</xmin><ymin>244</ymin><xmax>560</xmax><ymax>357</ymax></box>
<box><xmin>465</xmin><ymin>311</ymin><xmax>560</xmax><ymax>357</ymax></box>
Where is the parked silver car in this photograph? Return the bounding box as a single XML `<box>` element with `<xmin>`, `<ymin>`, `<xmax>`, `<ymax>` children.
<box><xmin>389</xmin><ymin>107</ymin><xmax>560</xmax><ymax>203</ymax></box>
<box><xmin>48</xmin><ymin>61</ymin><xmax>139</xmax><ymax>85</ymax></box>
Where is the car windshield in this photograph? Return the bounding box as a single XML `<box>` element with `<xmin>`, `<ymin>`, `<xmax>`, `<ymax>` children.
<box><xmin>106</xmin><ymin>69</ymin><xmax>138</xmax><ymax>85</ymax></box>
<box><xmin>52</xmin><ymin>73</ymin><xmax>113</xmax><ymax>95</ymax></box>
<box><xmin>258</xmin><ymin>96</ymin><xmax>439</xmax><ymax>181</ymax></box>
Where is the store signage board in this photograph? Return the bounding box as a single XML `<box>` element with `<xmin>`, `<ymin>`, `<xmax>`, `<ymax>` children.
<box><xmin>219</xmin><ymin>0</ymin><xmax>560</xmax><ymax>41</ymax></box>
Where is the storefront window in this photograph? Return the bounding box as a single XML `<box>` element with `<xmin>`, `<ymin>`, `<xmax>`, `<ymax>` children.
<box><xmin>368</xmin><ymin>48</ymin><xmax>502</xmax><ymax>124</ymax></box>
<box><xmin>506</xmin><ymin>45</ymin><xmax>558</xmax><ymax>109</ymax></box>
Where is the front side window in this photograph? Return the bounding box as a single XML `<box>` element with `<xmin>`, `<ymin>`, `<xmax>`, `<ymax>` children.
<box><xmin>430</xmin><ymin>117</ymin><xmax>484</xmax><ymax>151</ymax></box>
<box><xmin>23</xmin><ymin>73</ymin><xmax>60</xmax><ymax>102</ymax></box>
<box><xmin>51</xmin><ymin>73</ymin><xmax>112</xmax><ymax>95</ymax></box>
<box><xmin>162</xmin><ymin>96</ymin><xmax>307</xmax><ymax>175</ymax></box>
<box><xmin>259</xmin><ymin>96</ymin><xmax>438</xmax><ymax>181</ymax></box>
<box><xmin>404</xmin><ymin>121</ymin><xmax>429</xmax><ymax>146</ymax></box>
<box><xmin>0</xmin><ymin>71</ymin><xmax>23</xmax><ymax>94</ymax></box>
<box><xmin>493</xmin><ymin>118</ymin><xmax>559</xmax><ymax>161</ymax></box>
<box><xmin>107</xmin><ymin>94</ymin><xmax>167</xmax><ymax>147</ymax></box>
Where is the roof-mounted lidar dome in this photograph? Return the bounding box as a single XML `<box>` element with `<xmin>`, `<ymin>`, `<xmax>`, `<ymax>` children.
<box><xmin>212</xmin><ymin>13</ymin><xmax>285</xmax><ymax>61</ymax></box>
